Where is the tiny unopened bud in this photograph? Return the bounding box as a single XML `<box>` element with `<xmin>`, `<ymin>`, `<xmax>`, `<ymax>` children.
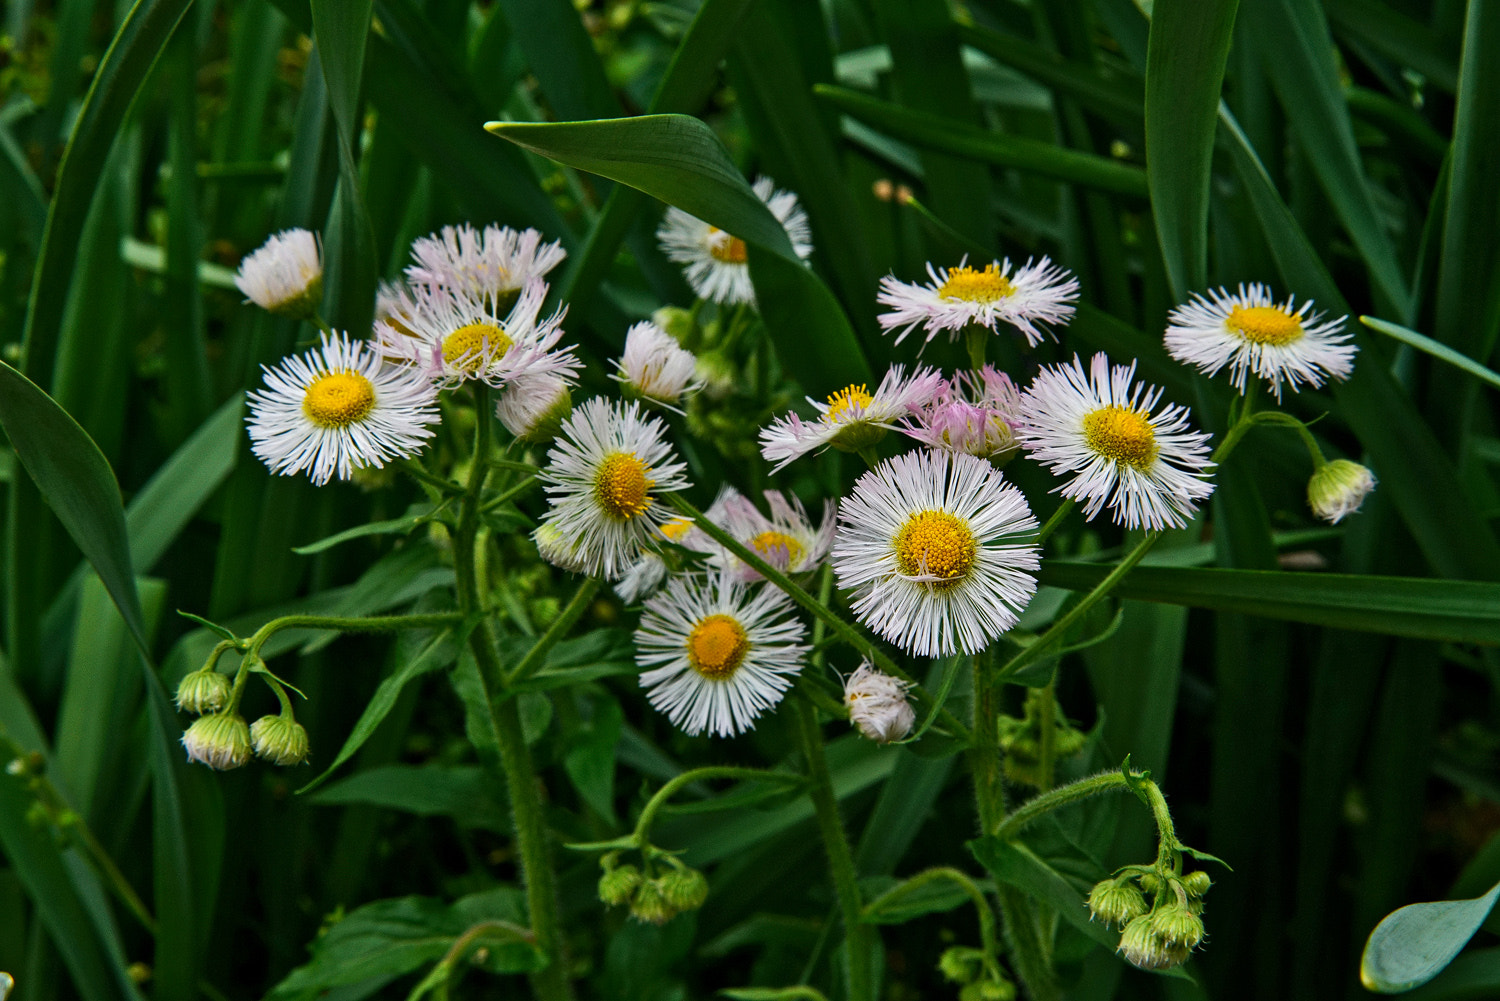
<box><xmin>497</xmin><ymin>374</ymin><xmax>573</xmax><ymax>444</ymax></box>
<box><xmin>1307</xmin><ymin>459</ymin><xmax>1376</xmax><ymax>524</ymax></box>
<box><xmin>1087</xmin><ymin>878</ymin><xmax>1149</xmax><ymax>928</ymax></box>
<box><xmin>1138</xmin><ymin>871</ymin><xmax>1162</xmax><ymax>896</ymax></box>
<box><xmin>693</xmin><ymin>350</ymin><xmax>739</xmax><ymax>400</ymax></box>
<box><xmin>658</xmin><ymin>866</ymin><xmax>709</xmax><ymax>912</ymax></box>
<box><xmin>844</xmin><ymin>662</ymin><xmax>915</xmax><ymax>743</ymax></box>
<box><xmin>127</xmin><ymin>962</ymin><xmax>152</xmax><ymax>984</ymax></box>
<box><xmin>182</xmin><ymin>713</ymin><xmax>252</xmax><ymax>770</ymax></box>
<box><xmin>175</xmin><ymin>670</ymin><xmax>232</xmax><ymax>715</ymax></box>
<box><xmin>1182</xmin><ymin>870</ymin><xmax>1212</xmax><ymax>898</ymax></box>
<box><xmin>895</xmin><ymin>184</ymin><xmax>914</xmax><ymax>205</ymax></box>
<box><xmin>938</xmin><ymin>946</ymin><xmax>984</xmax><ymax>984</ymax></box>
<box><xmin>652</xmin><ymin>305</ymin><xmax>698</xmax><ymax>347</ymax></box>
<box><xmin>1147</xmin><ymin>904</ymin><xmax>1205</xmax><ymax>950</ymax></box>
<box><xmin>629</xmin><ymin>878</ymin><xmax>675</xmax><ymax>925</ymax></box>
<box><xmin>1117</xmin><ymin>915</ymin><xmax>1189</xmax><ymax>971</ymax></box>
<box><xmin>872</xmin><ymin>179</ymin><xmax>895</xmax><ymax>202</ymax></box>
<box><xmin>613</xmin><ymin>321</ymin><xmax>703</xmax><ymax>409</ymax></box>
<box><xmin>959</xmin><ymin>980</ymin><xmax>1016</xmax><ymax>1001</ymax></box>
<box><xmin>234</xmin><ymin>228</ymin><xmax>323</xmax><ymax>320</ymax></box>
<box><xmin>249</xmin><ymin>715</ymin><xmax>310</xmax><ymax>766</ymax></box>
<box><xmin>598</xmin><ymin>861</ymin><xmax>643</xmax><ymax>907</ymax></box>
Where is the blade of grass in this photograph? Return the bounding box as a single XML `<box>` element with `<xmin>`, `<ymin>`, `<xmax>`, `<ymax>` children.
<box><xmin>1361</xmin><ymin>316</ymin><xmax>1500</xmax><ymax>392</ymax></box>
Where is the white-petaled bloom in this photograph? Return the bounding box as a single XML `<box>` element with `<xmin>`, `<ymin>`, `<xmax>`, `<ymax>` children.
<box><xmin>1015</xmin><ymin>353</ymin><xmax>1215</xmax><ymax>531</ymax></box>
<box><xmin>614</xmin><ymin>487</ymin><xmax>738</xmax><ymax>603</ymax></box>
<box><xmin>656</xmin><ymin>176</ymin><xmax>813</xmax><ymax>307</ymax></box>
<box><xmin>612</xmin><ymin>321</ymin><xmax>704</xmax><ymax>410</ymax></box>
<box><xmin>535</xmin><ymin>398</ymin><xmax>692</xmax><ymax>579</ymax></box>
<box><xmin>635</xmin><ymin>571</ymin><xmax>809</xmax><ymax>737</ymax></box>
<box><xmin>1164</xmin><ymin>283</ymin><xmax>1355</xmax><ymax>401</ymax></box>
<box><xmin>404</xmin><ymin>223</ymin><xmax>566</xmax><ymax>310</ymax></box>
<box><xmin>496</xmin><ymin>372</ymin><xmax>573</xmax><ymax>444</ymax></box>
<box><xmin>844</xmin><ymin>662</ymin><xmax>915</xmax><ymax>743</ymax></box>
<box><xmin>1307</xmin><ymin>459</ymin><xmax>1376</xmax><ymax>524</ymax></box>
<box><xmin>374</xmin><ymin>278</ymin><xmax>579</xmax><ymax>390</ymax></box>
<box><xmin>246</xmin><ymin>332</ymin><xmax>440</xmax><ymax>486</ymax></box>
<box><xmin>900</xmin><ymin>365</ymin><xmax>1023</xmax><ymax>462</ymax></box>
<box><xmin>235</xmin><ymin>229</ymin><xmax>323</xmax><ymax>318</ymax></box>
<box><xmin>716</xmin><ymin>489</ymin><xmax>836</xmax><ymax>581</ymax></box>
<box><xmin>759</xmin><ymin>365</ymin><xmax>945</xmax><ymax>471</ymax></box>
<box><xmin>877</xmin><ymin>257</ymin><xmax>1080</xmax><ymax>348</ymax></box>
<box><xmin>832</xmin><ymin>450</ymin><xmax>1041</xmax><ymax>658</ymax></box>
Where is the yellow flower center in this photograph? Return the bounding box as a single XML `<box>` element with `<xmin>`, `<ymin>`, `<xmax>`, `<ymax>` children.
<box><xmin>594</xmin><ymin>452</ymin><xmax>654</xmax><ymax>521</ymax></box>
<box><xmin>1082</xmin><ymin>405</ymin><xmax>1158</xmax><ymax>469</ymax></box>
<box><xmin>826</xmin><ymin>384</ymin><xmax>874</xmax><ymax>422</ymax></box>
<box><xmin>1225</xmin><ymin>305</ymin><xmax>1303</xmax><ymax>346</ymax></box>
<box><xmin>937</xmin><ymin>264</ymin><xmax>1015</xmax><ymax>303</ymax></box>
<box><xmin>686</xmin><ymin>613</ymin><xmax>750</xmax><ymax>679</ymax></box>
<box><xmin>302</xmin><ymin>371</ymin><xmax>376</xmax><ymax>428</ymax></box>
<box><xmin>442</xmin><ymin>323</ymin><xmax>512</xmax><ymax>372</ymax></box>
<box><xmin>660</xmin><ymin>518</ymin><xmax>695</xmax><ymax>542</ymax></box>
<box><xmin>750</xmin><ymin>530</ymin><xmax>806</xmax><ymax>567</ymax></box>
<box><xmin>893</xmin><ymin>510</ymin><xmax>977</xmax><ymax>586</ymax></box>
<box><xmin>706</xmin><ymin>227</ymin><xmax>749</xmax><ymax>264</ymax></box>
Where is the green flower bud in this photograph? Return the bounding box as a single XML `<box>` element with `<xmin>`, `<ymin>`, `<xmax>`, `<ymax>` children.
<box><xmin>249</xmin><ymin>715</ymin><xmax>310</xmax><ymax>766</ymax></box>
<box><xmin>1137</xmin><ymin>871</ymin><xmax>1162</xmax><ymax>896</ymax></box>
<box><xmin>829</xmin><ymin>419</ymin><xmax>888</xmax><ymax>454</ymax></box>
<box><xmin>182</xmin><ymin>713</ymin><xmax>252</xmax><ymax>771</ymax></box>
<box><xmin>1147</xmin><ymin>903</ymin><xmax>1205</xmax><ymax>950</ymax></box>
<box><xmin>938</xmin><ymin>946</ymin><xmax>985</xmax><ymax>984</ymax></box>
<box><xmin>1087</xmin><ymin>878</ymin><xmax>1150</xmax><ymax>928</ymax></box>
<box><xmin>693</xmin><ymin>350</ymin><xmax>739</xmax><ymax>400</ymax></box>
<box><xmin>1307</xmin><ymin>459</ymin><xmax>1376</xmax><ymax>524</ymax></box>
<box><xmin>629</xmin><ymin>878</ymin><xmax>676</xmax><ymax>925</ymax></box>
<box><xmin>652</xmin><ymin>306</ymin><xmax>698</xmax><ymax>347</ymax></box>
<box><xmin>658</xmin><ymin>866</ymin><xmax>709</xmax><ymax>913</ymax></box>
<box><xmin>175</xmin><ymin>669</ymin><xmax>232</xmax><ymax>715</ymax></box>
<box><xmin>598</xmin><ymin>861</ymin><xmax>643</xmax><ymax>907</ymax></box>
<box><xmin>497</xmin><ymin>376</ymin><xmax>572</xmax><ymax>445</ymax></box>
<box><xmin>1182</xmin><ymin>870</ymin><xmax>1212</xmax><ymax>899</ymax></box>
<box><xmin>959</xmin><ymin>979</ymin><xmax>1016</xmax><ymax>1001</ymax></box>
<box><xmin>1117</xmin><ymin>915</ymin><xmax>1189</xmax><ymax>971</ymax></box>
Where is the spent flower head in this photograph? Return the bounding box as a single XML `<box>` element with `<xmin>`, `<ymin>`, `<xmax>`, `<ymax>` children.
<box><xmin>843</xmin><ymin>662</ymin><xmax>916</xmax><ymax>743</ymax></box>
<box><xmin>613</xmin><ymin>320</ymin><xmax>703</xmax><ymax>410</ymax></box>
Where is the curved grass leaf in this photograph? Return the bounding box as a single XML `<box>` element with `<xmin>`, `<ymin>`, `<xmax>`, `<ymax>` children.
<box><xmin>1361</xmin><ymin>882</ymin><xmax>1500</xmax><ymax>993</ymax></box>
<box><xmin>1361</xmin><ymin>317</ymin><xmax>1500</xmax><ymax>393</ymax></box>
<box><xmin>1038</xmin><ymin>561</ymin><xmax>1500</xmax><ymax>644</ymax></box>
<box><xmin>310</xmin><ymin>764</ymin><xmax>508</xmax><ymax>830</ymax></box>
<box><xmin>1144</xmin><ymin>0</ymin><xmax>1240</xmax><ymax>297</ymax></box>
<box><xmin>813</xmin><ymin>85</ymin><xmax>1149</xmax><ymax>198</ymax></box>
<box><xmin>956</xmin><ymin>23</ymin><xmax>1145</xmax><ymax>124</ymax></box>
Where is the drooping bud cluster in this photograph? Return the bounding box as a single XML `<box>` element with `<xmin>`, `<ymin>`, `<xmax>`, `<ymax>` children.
<box><xmin>597</xmin><ymin>852</ymin><xmax>709</xmax><ymax>925</ymax></box>
<box><xmin>181</xmin><ymin>713</ymin><xmax>253</xmax><ymax>771</ymax></box>
<box><xmin>250</xmin><ymin>714</ymin><xmax>311</xmax><ymax>766</ymax></box>
<box><xmin>1088</xmin><ymin>867</ymin><xmax>1212</xmax><ymax>972</ymax></box>
<box><xmin>937</xmin><ymin>945</ymin><xmax>1016</xmax><ymax>1001</ymax></box>
<box><xmin>844</xmin><ymin>661</ymin><xmax>915</xmax><ymax>743</ymax></box>
<box><xmin>997</xmin><ymin>688</ymin><xmax>1087</xmax><ymax>788</ymax></box>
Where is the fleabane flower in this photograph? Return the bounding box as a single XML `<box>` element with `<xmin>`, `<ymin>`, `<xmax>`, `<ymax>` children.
<box><xmin>900</xmin><ymin>365</ymin><xmax>1022</xmax><ymax>462</ymax></box>
<box><xmin>877</xmin><ymin>257</ymin><xmax>1079</xmax><ymax>347</ymax></box>
<box><xmin>374</xmin><ymin>279</ymin><xmax>579</xmax><ymax>390</ymax></box>
<box><xmin>759</xmin><ymin>364</ymin><xmax>945</xmax><ymax>471</ymax></box>
<box><xmin>496</xmin><ymin>372</ymin><xmax>573</xmax><ymax>444</ymax></box>
<box><xmin>612</xmin><ymin>320</ymin><xmax>703</xmax><ymax>410</ymax></box>
<box><xmin>535</xmin><ymin>398</ymin><xmax>692</xmax><ymax>579</ymax></box>
<box><xmin>844</xmin><ymin>662</ymin><xmax>915</xmax><ymax>743</ymax></box>
<box><xmin>614</xmin><ymin>488</ymin><xmax>737</xmax><ymax>604</ymax></box>
<box><xmin>832</xmin><ymin>450</ymin><xmax>1040</xmax><ymax>658</ymax></box>
<box><xmin>404</xmin><ymin>223</ymin><xmax>566</xmax><ymax>311</ymax></box>
<box><xmin>1015</xmin><ymin>354</ymin><xmax>1215</xmax><ymax>531</ymax></box>
<box><xmin>1307</xmin><ymin>459</ymin><xmax>1376</xmax><ymax>524</ymax></box>
<box><xmin>716</xmin><ymin>489</ymin><xmax>836</xmax><ymax>581</ymax></box>
<box><xmin>246</xmin><ymin>332</ymin><xmax>440</xmax><ymax>486</ymax></box>
<box><xmin>635</xmin><ymin>571</ymin><xmax>809</xmax><ymax>737</ymax></box>
<box><xmin>234</xmin><ymin>228</ymin><xmax>323</xmax><ymax>319</ymax></box>
<box><xmin>1164</xmin><ymin>283</ymin><xmax>1354</xmax><ymax>400</ymax></box>
<box><xmin>656</xmin><ymin>176</ymin><xmax>813</xmax><ymax>307</ymax></box>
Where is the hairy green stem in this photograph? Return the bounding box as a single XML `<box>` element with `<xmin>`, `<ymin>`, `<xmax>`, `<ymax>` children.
<box><xmin>971</xmin><ymin>650</ymin><xmax>1002</xmax><ymax>832</ymax></box>
<box><xmin>1035</xmin><ymin>678</ymin><xmax>1058</xmax><ymax>792</ymax></box>
<box><xmin>866</xmin><ymin>868</ymin><xmax>1000</xmax><ymax>981</ymax></box>
<box><xmin>630</xmin><ymin>766</ymin><xmax>803</xmax><ymax>847</ymax></box>
<box><xmin>1033</xmin><ymin>498</ymin><xmax>1075</xmax><ymax>546</ymax></box>
<box><xmin>242</xmin><ymin>612</ymin><xmax>464</xmax><ymax>659</ymax></box>
<box><xmin>506</xmin><ymin>577</ymin><xmax>601</xmax><ymax>686</ymax></box>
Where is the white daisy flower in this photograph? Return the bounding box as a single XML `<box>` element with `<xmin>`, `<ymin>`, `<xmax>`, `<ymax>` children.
<box><xmin>832</xmin><ymin>450</ymin><xmax>1040</xmax><ymax>658</ymax></box>
<box><xmin>635</xmin><ymin>571</ymin><xmax>809</xmax><ymax>737</ymax></box>
<box><xmin>496</xmin><ymin>372</ymin><xmax>573</xmax><ymax>444</ymax></box>
<box><xmin>246</xmin><ymin>332</ymin><xmax>440</xmax><ymax>486</ymax></box>
<box><xmin>1164</xmin><ymin>283</ymin><xmax>1355</xmax><ymax>401</ymax></box>
<box><xmin>877</xmin><ymin>257</ymin><xmax>1080</xmax><ymax>348</ymax></box>
<box><xmin>1307</xmin><ymin>459</ymin><xmax>1376</xmax><ymax>524</ymax></box>
<box><xmin>759</xmin><ymin>364</ymin><xmax>945</xmax><ymax>471</ymax></box>
<box><xmin>899</xmin><ymin>365</ymin><xmax>1022</xmax><ymax>462</ymax></box>
<box><xmin>613</xmin><ymin>487</ymin><xmax>744</xmax><ymax>603</ymax></box>
<box><xmin>844</xmin><ymin>661</ymin><xmax>915</xmax><ymax>744</ymax></box>
<box><xmin>1014</xmin><ymin>353</ymin><xmax>1215</xmax><ymax>531</ymax></box>
<box><xmin>373</xmin><ymin>278</ymin><xmax>580</xmax><ymax>390</ymax></box>
<box><xmin>716</xmin><ymin>489</ymin><xmax>836</xmax><ymax>581</ymax></box>
<box><xmin>535</xmin><ymin>398</ymin><xmax>692</xmax><ymax>579</ymax></box>
<box><xmin>612</xmin><ymin>320</ymin><xmax>704</xmax><ymax>410</ymax></box>
<box><xmin>656</xmin><ymin>176</ymin><xmax>813</xmax><ymax>307</ymax></box>
<box><xmin>404</xmin><ymin>223</ymin><xmax>566</xmax><ymax>310</ymax></box>
<box><xmin>234</xmin><ymin>229</ymin><xmax>323</xmax><ymax>319</ymax></box>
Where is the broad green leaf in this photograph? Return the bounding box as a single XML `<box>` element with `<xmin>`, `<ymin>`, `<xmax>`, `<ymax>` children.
<box><xmin>1361</xmin><ymin>882</ymin><xmax>1500</xmax><ymax>993</ymax></box>
<box><xmin>0</xmin><ymin>359</ymin><xmax>146</xmax><ymax>653</ymax></box>
<box><xmin>1324</xmin><ymin>0</ymin><xmax>1458</xmax><ymax>93</ymax></box>
<box><xmin>861</xmin><ymin>876</ymin><xmax>972</xmax><ymax>924</ymax></box>
<box><xmin>1361</xmin><ymin>317</ymin><xmax>1500</xmax><ymax>393</ymax></box>
<box><xmin>311</xmin><ymin>765</ymin><xmax>508</xmax><ymax>830</ymax></box>
<box><xmin>1402</xmin><ymin>948</ymin><xmax>1500</xmax><ymax>1000</ymax></box>
<box><xmin>563</xmin><ymin>696</ymin><xmax>622</xmax><ymax>823</ymax></box>
<box><xmin>1144</xmin><ymin>0</ymin><xmax>1239</xmax><ymax>297</ymax></box>
<box><xmin>1037</xmin><ymin>561</ymin><xmax>1500</xmax><ymax>643</ymax></box>
<box><xmin>814</xmin><ymin>85</ymin><xmax>1149</xmax><ymax>198</ymax></box>
<box><xmin>969</xmin><ymin>836</ymin><xmax>1116</xmax><ymax>950</ymax></box>
<box><xmin>956</xmin><ymin>23</ymin><xmax>1145</xmax><ymax>124</ymax></box>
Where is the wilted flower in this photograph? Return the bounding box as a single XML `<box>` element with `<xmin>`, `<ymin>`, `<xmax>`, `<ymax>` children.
<box><xmin>843</xmin><ymin>662</ymin><xmax>915</xmax><ymax>743</ymax></box>
<box><xmin>613</xmin><ymin>321</ymin><xmax>703</xmax><ymax>409</ymax></box>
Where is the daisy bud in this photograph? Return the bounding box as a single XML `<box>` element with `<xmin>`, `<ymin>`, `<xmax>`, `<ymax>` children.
<box><xmin>250</xmin><ymin>715</ymin><xmax>310</xmax><ymax>766</ymax></box>
<box><xmin>1182</xmin><ymin>870</ymin><xmax>1213</xmax><ymax>899</ymax></box>
<box><xmin>1147</xmin><ymin>902</ymin><xmax>1205</xmax><ymax>950</ymax></box>
<box><xmin>692</xmin><ymin>350</ymin><xmax>739</xmax><ymax>400</ymax></box>
<box><xmin>959</xmin><ymin>980</ymin><xmax>1016</xmax><ymax>1001</ymax></box>
<box><xmin>613</xmin><ymin>321</ymin><xmax>704</xmax><ymax>409</ymax></box>
<box><xmin>844</xmin><ymin>662</ymin><xmax>916</xmax><ymax>743</ymax></box>
<box><xmin>598</xmin><ymin>856</ymin><xmax>643</xmax><ymax>907</ymax></box>
<box><xmin>182</xmin><ymin>713</ymin><xmax>252</xmax><ymax>771</ymax></box>
<box><xmin>1087</xmin><ymin>878</ymin><xmax>1149</xmax><ymax>928</ymax></box>
<box><xmin>1117</xmin><ymin>914</ymin><xmax>1190</xmax><ymax>971</ymax></box>
<box><xmin>658</xmin><ymin>866</ymin><xmax>709</xmax><ymax>912</ymax></box>
<box><xmin>175</xmin><ymin>669</ymin><xmax>231</xmax><ymax>715</ymax></box>
<box><xmin>938</xmin><ymin>946</ymin><xmax>985</xmax><ymax>984</ymax></box>
<box><xmin>1307</xmin><ymin>459</ymin><xmax>1376</xmax><ymax>524</ymax></box>
<box><xmin>651</xmin><ymin>305</ymin><xmax>699</xmax><ymax>347</ymax></box>
<box><xmin>234</xmin><ymin>229</ymin><xmax>323</xmax><ymax>319</ymax></box>
<box><xmin>496</xmin><ymin>373</ymin><xmax>572</xmax><ymax>444</ymax></box>
<box><xmin>629</xmin><ymin>878</ymin><xmax>676</xmax><ymax>925</ymax></box>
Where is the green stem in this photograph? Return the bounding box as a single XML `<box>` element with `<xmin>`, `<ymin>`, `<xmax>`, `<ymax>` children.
<box><xmin>971</xmin><ymin>650</ymin><xmax>1002</xmax><ymax>832</ymax></box>
<box><xmin>506</xmin><ymin>577</ymin><xmax>602</xmax><ymax>686</ymax></box>
<box><xmin>965</xmin><ymin>325</ymin><xmax>988</xmax><ymax>374</ymax></box>
<box><xmin>668</xmin><ymin>494</ymin><xmax>971</xmax><ymax>741</ymax></box>
<box><xmin>864</xmin><ymin>868</ymin><xmax>1000</xmax><ymax>981</ymax></box>
<box><xmin>630</xmin><ymin>766</ymin><xmax>803</xmax><ymax>847</ymax></box>
<box><xmin>996</xmin><ymin>532</ymin><xmax>1159</xmax><ymax>685</ymax></box>
<box><xmin>794</xmin><ymin>699</ymin><xmax>873</xmax><ymax>1001</ymax></box>
<box><xmin>1035</xmin><ymin>678</ymin><xmax>1057</xmax><ymax>792</ymax></box>
<box><xmin>242</xmin><ymin>612</ymin><xmax>464</xmax><ymax>660</ymax></box>
<box><xmin>395</xmin><ymin>458</ymin><xmax>466</xmax><ymax>496</ymax></box>
<box><xmin>480</xmin><ymin>472</ymin><xmax>539</xmax><ymax>514</ymax></box>
<box><xmin>992</xmin><ymin>771</ymin><xmax>1130</xmax><ymax>842</ymax></box>
<box><xmin>1034</xmin><ymin>499</ymin><xmax>1075</xmax><ymax>546</ymax></box>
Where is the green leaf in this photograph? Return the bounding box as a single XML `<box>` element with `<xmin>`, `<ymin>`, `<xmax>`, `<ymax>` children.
<box><xmin>563</xmin><ymin>696</ymin><xmax>622</xmax><ymax>823</ymax></box>
<box><xmin>814</xmin><ymin>84</ymin><xmax>1149</xmax><ymax>198</ymax></box>
<box><xmin>1361</xmin><ymin>881</ymin><xmax>1500</xmax><ymax>993</ymax></box>
<box><xmin>969</xmin><ymin>836</ymin><xmax>1116</xmax><ymax>950</ymax></box>
<box><xmin>720</xmin><ymin>987</ymin><xmax>829</xmax><ymax>1001</ymax></box>
<box><xmin>311</xmin><ymin>765</ymin><xmax>508</xmax><ymax>830</ymax></box>
<box><xmin>176</xmin><ymin>611</ymin><xmax>239</xmax><ymax>643</ymax></box>
<box><xmin>1037</xmin><ymin>561</ymin><xmax>1500</xmax><ymax>644</ymax></box>
<box><xmin>1360</xmin><ymin>316</ymin><xmax>1500</xmax><ymax>393</ymax></box>
<box><xmin>956</xmin><ymin>23</ymin><xmax>1145</xmax><ymax>124</ymax></box>
<box><xmin>1144</xmin><ymin>0</ymin><xmax>1239</xmax><ymax>297</ymax></box>
<box><xmin>861</xmin><ymin>876</ymin><xmax>973</xmax><ymax>924</ymax></box>
<box><xmin>0</xmin><ymin>359</ymin><xmax>146</xmax><ymax>654</ymax></box>
<box><xmin>293</xmin><ymin>503</ymin><xmax>444</xmax><ymax>555</ymax></box>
